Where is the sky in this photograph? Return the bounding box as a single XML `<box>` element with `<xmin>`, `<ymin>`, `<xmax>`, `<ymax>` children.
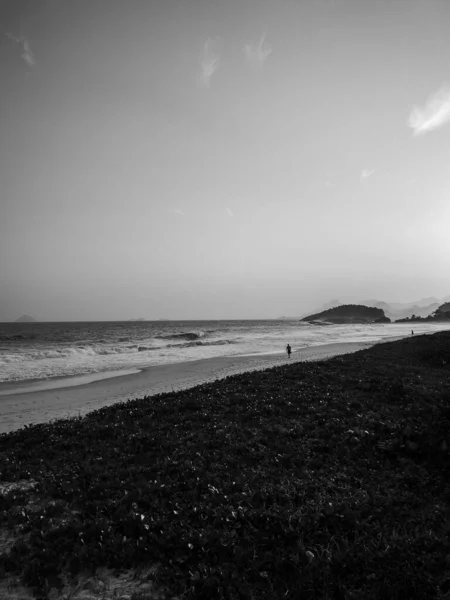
<box><xmin>1</xmin><ymin>0</ymin><xmax>450</xmax><ymax>321</ymax></box>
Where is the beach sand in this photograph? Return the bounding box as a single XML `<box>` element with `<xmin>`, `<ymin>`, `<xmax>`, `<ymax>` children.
<box><xmin>0</xmin><ymin>341</ymin><xmax>375</xmax><ymax>435</ymax></box>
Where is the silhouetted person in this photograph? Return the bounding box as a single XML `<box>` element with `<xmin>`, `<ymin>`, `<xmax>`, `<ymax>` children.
<box><xmin>411</xmin><ymin>330</ymin><xmax>414</xmax><ymax>335</ymax></box>
<box><xmin>286</xmin><ymin>344</ymin><xmax>291</xmax><ymax>358</ymax></box>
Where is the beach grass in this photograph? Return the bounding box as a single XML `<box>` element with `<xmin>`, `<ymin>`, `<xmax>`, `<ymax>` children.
<box><xmin>1</xmin><ymin>332</ymin><xmax>450</xmax><ymax>599</ymax></box>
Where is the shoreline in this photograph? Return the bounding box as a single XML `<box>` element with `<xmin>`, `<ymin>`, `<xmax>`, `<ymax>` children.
<box><xmin>0</xmin><ymin>340</ymin><xmax>375</xmax><ymax>435</ymax></box>
<box><xmin>0</xmin><ymin>368</ymin><xmax>143</xmax><ymax>397</ymax></box>
<box><xmin>0</xmin><ymin>331</ymin><xmax>412</xmax><ymax>397</ymax></box>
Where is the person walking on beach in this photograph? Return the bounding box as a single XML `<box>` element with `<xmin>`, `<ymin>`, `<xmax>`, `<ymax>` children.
<box><xmin>286</xmin><ymin>344</ymin><xmax>291</xmax><ymax>359</ymax></box>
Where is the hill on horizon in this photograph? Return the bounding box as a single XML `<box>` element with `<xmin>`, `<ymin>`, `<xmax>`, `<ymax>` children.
<box><xmin>362</xmin><ymin>299</ymin><xmax>441</xmax><ymax>320</ymax></box>
<box><xmin>395</xmin><ymin>302</ymin><xmax>450</xmax><ymax>322</ymax></box>
<box><xmin>299</xmin><ymin>296</ymin><xmax>450</xmax><ymax>321</ymax></box>
<box><xmin>433</xmin><ymin>302</ymin><xmax>450</xmax><ymax>317</ymax></box>
<box><xmin>15</xmin><ymin>315</ymin><xmax>37</xmax><ymax>323</ymax></box>
<box><xmin>301</xmin><ymin>304</ymin><xmax>390</xmax><ymax>324</ymax></box>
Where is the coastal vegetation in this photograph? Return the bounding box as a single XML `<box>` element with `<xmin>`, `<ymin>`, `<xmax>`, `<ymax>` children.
<box><xmin>1</xmin><ymin>332</ymin><xmax>450</xmax><ymax>598</ymax></box>
<box><xmin>301</xmin><ymin>304</ymin><xmax>391</xmax><ymax>324</ymax></box>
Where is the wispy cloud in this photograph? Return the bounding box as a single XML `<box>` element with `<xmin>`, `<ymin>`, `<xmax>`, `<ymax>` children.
<box><xmin>408</xmin><ymin>86</ymin><xmax>450</xmax><ymax>136</ymax></box>
<box><xmin>225</xmin><ymin>207</ymin><xmax>234</xmax><ymax>217</ymax></box>
<box><xmin>21</xmin><ymin>39</ymin><xmax>35</xmax><ymax>67</ymax></box>
<box><xmin>244</xmin><ymin>32</ymin><xmax>272</xmax><ymax>69</ymax></box>
<box><xmin>199</xmin><ymin>38</ymin><xmax>219</xmax><ymax>88</ymax></box>
<box><xmin>170</xmin><ymin>208</ymin><xmax>184</xmax><ymax>216</ymax></box>
<box><xmin>360</xmin><ymin>169</ymin><xmax>375</xmax><ymax>182</ymax></box>
<box><xmin>6</xmin><ymin>32</ymin><xmax>36</xmax><ymax>67</ymax></box>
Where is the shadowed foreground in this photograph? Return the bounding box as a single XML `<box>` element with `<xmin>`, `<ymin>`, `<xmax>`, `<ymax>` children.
<box><xmin>1</xmin><ymin>332</ymin><xmax>450</xmax><ymax>599</ymax></box>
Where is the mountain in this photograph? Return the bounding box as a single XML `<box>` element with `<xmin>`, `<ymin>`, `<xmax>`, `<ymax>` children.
<box><xmin>362</xmin><ymin>299</ymin><xmax>441</xmax><ymax>320</ymax></box>
<box><xmin>15</xmin><ymin>315</ymin><xmax>37</xmax><ymax>323</ymax></box>
<box><xmin>414</xmin><ymin>297</ymin><xmax>442</xmax><ymax>308</ymax></box>
<box><xmin>301</xmin><ymin>304</ymin><xmax>390</xmax><ymax>324</ymax></box>
<box><xmin>362</xmin><ymin>299</ymin><xmax>392</xmax><ymax>312</ymax></box>
<box><xmin>397</xmin><ymin>303</ymin><xmax>440</xmax><ymax>319</ymax></box>
<box><xmin>433</xmin><ymin>302</ymin><xmax>450</xmax><ymax>317</ymax></box>
<box><xmin>297</xmin><ymin>299</ymin><xmax>342</xmax><ymax>319</ymax></box>
<box><xmin>377</xmin><ymin>297</ymin><xmax>440</xmax><ymax>309</ymax></box>
<box><xmin>395</xmin><ymin>302</ymin><xmax>450</xmax><ymax>322</ymax></box>
<box><xmin>319</xmin><ymin>299</ymin><xmax>342</xmax><ymax>311</ymax></box>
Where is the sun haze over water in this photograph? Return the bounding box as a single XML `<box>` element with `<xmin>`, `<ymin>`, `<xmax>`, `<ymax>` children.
<box><xmin>1</xmin><ymin>0</ymin><xmax>450</xmax><ymax>321</ymax></box>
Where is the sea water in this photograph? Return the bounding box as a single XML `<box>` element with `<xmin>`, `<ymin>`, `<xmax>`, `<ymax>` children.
<box><xmin>1</xmin><ymin>320</ymin><xmax>450</xmax><ymax>385</ymax></box>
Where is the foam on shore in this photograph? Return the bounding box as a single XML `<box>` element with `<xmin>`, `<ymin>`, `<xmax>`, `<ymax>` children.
<box><xmin>0</xmin><ymin>369</ymin><xmax>142</xmax><ymax>397</ymax></box>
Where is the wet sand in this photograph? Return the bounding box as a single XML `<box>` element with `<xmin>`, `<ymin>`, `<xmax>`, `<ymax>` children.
<box><xmin>0</xmin><ymin>341</ymin><xmax>375</xmax><ymax>434</ymax></box>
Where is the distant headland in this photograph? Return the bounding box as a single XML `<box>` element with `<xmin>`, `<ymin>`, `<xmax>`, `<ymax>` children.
<box><xmin>300</xmin><ymin>304</ymin><xmax>390</xmax><ymax>324</ymax></box>
<box><xmin>299</xmin><ymin>299</ymin><xmax>450</xmax><ymax>324</ymax></box>
<box><xmin>395</xmin><ymin>302</ymin><xmax>450</xmax><ymax>323</ymax></box>
<box><xmin>15</xmin><ymin>315</ymin><xmax>37</xmax><ymax>323</ymax></box>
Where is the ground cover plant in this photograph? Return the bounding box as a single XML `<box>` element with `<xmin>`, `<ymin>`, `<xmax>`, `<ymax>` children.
<box><xmin>1</xmin><ymin>332</ymin><xmax>450</xmax><ymax>599</ymax></box>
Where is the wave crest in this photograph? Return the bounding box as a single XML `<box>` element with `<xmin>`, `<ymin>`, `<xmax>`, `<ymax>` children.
<box><xmin>170</xmin><ymin>339</ymin><xmax>235</xmax><ymax>349</ymax></box>
<box><xmin>0</xmin><ymin>344</ymin><xmax>158</xmax><ymax>363</ymax></box>
<box><xmin>156</xmin><ymin>331</ymin><xmax>206</xmax><ymax>341</ymax></box>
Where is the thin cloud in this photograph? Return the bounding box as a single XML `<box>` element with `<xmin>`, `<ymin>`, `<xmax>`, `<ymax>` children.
<box><xmin>360</xmin><ymin>169</ymin><xmax>375</xmax><ymax>182</ymax></box>
<box><xmin>408</xmin><ymin>86</ymin><xmax>450</xmax><ymax>136</ymax></box>
<box><xmin>200</xmin><ymin>38</ymin><xmax>219</xmax><ymax>88</ymax></box>
<box><xmin>21</xmin><ymin>39</ymin><xmax>35</xmax><ymax>67</ymax></box>
<box><xmin>6</xmin><ymin>32</ymin><xmax>36</xmax><ymax>67</ymax></box>
<box><xmin>170</xmin><ymin>208</ymin><xmax>185</xmax><ymax>216</ymax></box>
<box><xmin>225</xmin><ymin>207</ymin><xmax>234</xmax><ymax>217</ymax></box>
<box><xmin>244</xmin><ymin>32</ymin><xmax>272</xmax><ymax>69</ymax></box>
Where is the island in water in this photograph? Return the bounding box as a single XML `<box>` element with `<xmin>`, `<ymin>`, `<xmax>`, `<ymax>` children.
<box><xmin>301</xmin><ymin>304</ymin><xmax>391</xmax><ymax>324</ymax></box>
<box><xmin>15</xmin><ymin>315</ymin><xmax>37</xmax><ymax>323</ymax></box>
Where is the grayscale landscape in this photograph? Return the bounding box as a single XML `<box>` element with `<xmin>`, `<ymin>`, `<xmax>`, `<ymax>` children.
<box><xmin>1</xmin><ymin>1</ymin><xmax>450</xmax><ymax>598</ymax></box>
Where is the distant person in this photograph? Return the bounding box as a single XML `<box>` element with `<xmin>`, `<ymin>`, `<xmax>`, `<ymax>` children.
<box><xmin>411</xmin><ymin>330</ymin><xmax>414</xmax><ymax>335</ymax></box>
<box><xmin>286</xmin><ymin>344</ymin><xmax>291</xmax><ymax>359</ymax></box>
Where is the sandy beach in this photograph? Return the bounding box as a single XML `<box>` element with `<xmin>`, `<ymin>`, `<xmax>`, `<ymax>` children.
<box><xmin>0</xmin><ymin>341</ymin><xmax>374</xmax><ymax>435</ymax></box>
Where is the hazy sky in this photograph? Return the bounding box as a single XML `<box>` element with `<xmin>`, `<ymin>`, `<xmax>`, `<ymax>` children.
<box><xmin>1</xmin><ymin>0</ymin><xmax>450</xmax><ymax>321</ymax></box>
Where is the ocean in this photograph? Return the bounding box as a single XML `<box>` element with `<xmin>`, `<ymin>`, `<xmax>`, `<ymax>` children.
<box><xmin>1</xmin><ymin>320</ymin><xmax>450</xmax><ymax>386</ymax></box>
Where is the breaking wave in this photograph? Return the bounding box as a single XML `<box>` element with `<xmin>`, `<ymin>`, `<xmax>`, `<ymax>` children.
<box><xmin>2</xmin><ymin>320</ymin><xmax>450</xmax><ymax>385</ymax></box>
<box><xmin>156</xmin><ymin>331</ymin><xmax>206</xmax><ymax>341</ymax></box>
<box><xmin>171</xmin><ymin>339</ymin><xmax>235</xmax><ymax>349</ymax></box>
<box><xmin>0</xmin><ymin>344</ymin><xmax>157</xmax><ymax>364</ymax></box>
<box><xmin>0</xmin><ymin>337</ymin><xmax>235</xmax><ymax>365</ymax></box>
